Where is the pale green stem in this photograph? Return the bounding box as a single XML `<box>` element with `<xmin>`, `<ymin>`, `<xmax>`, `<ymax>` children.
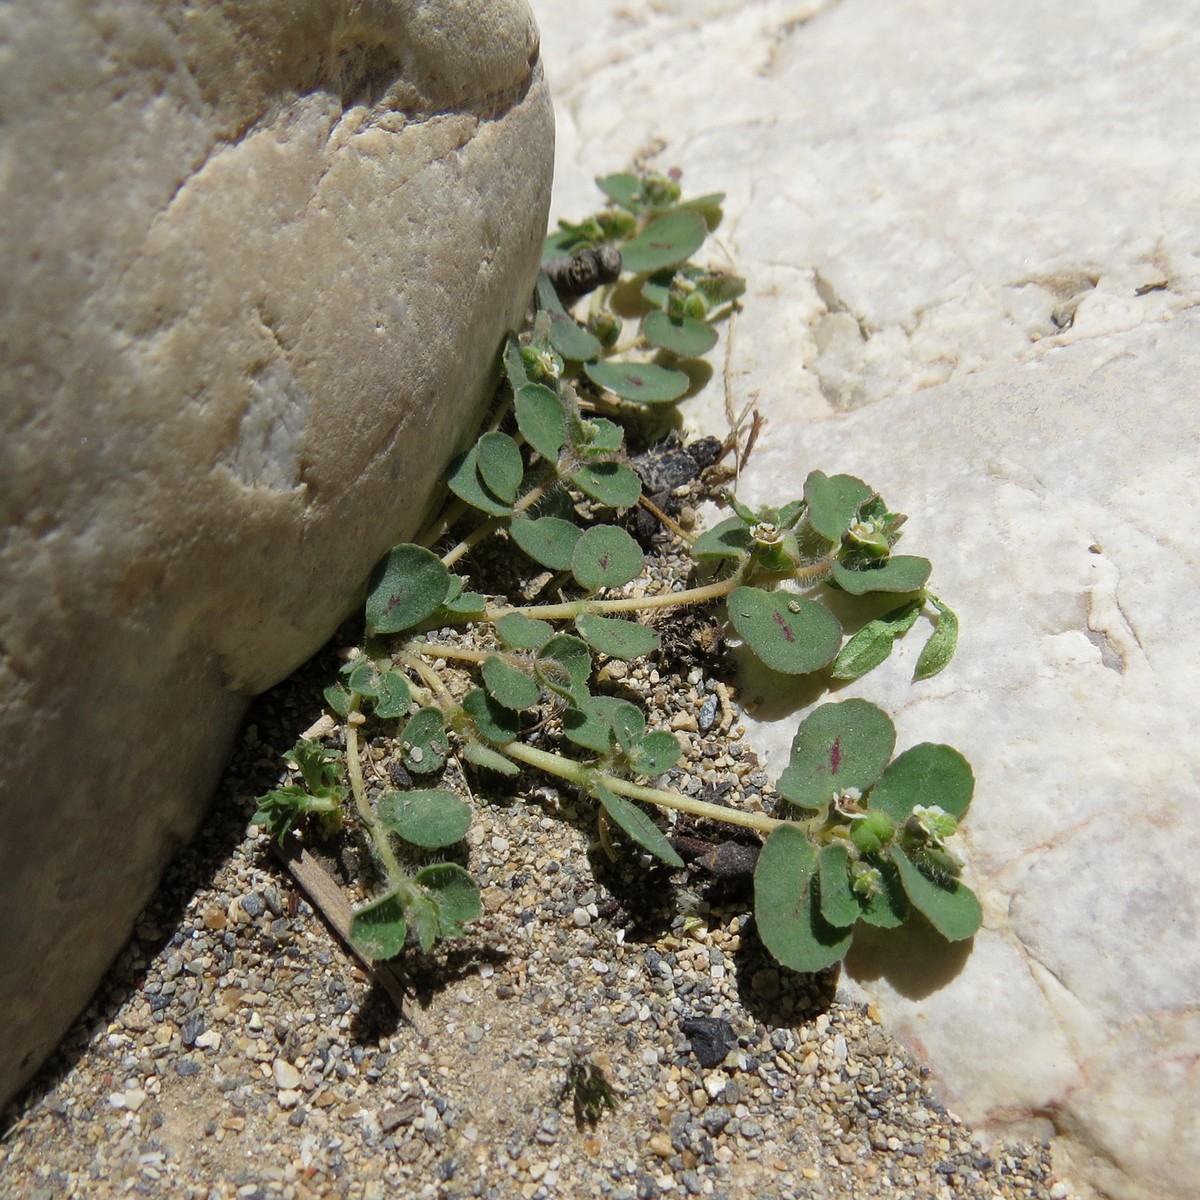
<box><xmin>344</xmin><ymin>698</ymin><xmax>416</xmax><ymax>901</ymax></box>
<box><xmin>484</xmin><ymin>574</ymin><xmax>740</xmax><ymax>622</ymax></box>
<box><xmin>499</xmin><ymin>740</ymin><xmax>785</xmax><ymax>836</ymax></box>
<box><xmin>410</xmin><ymin>642</ymin><xmax>492</xmax><ymax>665</ymax></box>
<box><xmin>440</xmin><ymin>476</ymin><xmax>553</xmax><ymax>570</ymax></box>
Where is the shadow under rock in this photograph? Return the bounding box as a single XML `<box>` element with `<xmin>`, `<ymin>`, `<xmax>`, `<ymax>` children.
<box><xmin>842</xmin><ymin>911</ymin><xmax>975</xmax><ymax>1000</ymax></box>
<box><xmin>0</xmin><ymin>632</ymin><xmax>348</xmax><ymax>1130</ymax></box>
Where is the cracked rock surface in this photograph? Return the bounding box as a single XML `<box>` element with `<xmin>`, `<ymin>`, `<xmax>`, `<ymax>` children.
<box><xmin>538</xmin><ymin>2</ymin><xmax>1200</xmax><ymax>1198</ymax></box>
<box><xmin>0</xmin><ymin>0</ymin><xmax>553</xmax><ymax>1105</ymax></box>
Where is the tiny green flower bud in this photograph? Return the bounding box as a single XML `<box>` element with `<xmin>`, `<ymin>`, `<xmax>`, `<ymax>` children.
<box><xmin>851</xmin><ymin>810</ymin><xmax>895</xmax><ymax>855</ymax></box>
<box><xmin>846</xmin><ymin>518</ymin><xmax>891</xmax><ymax>558</ymax></box>
<box><xmin>587</xmin><ymin>312</ymin><xmax>622</xmax><ymax>349</ymax></box>
<box><xmin>521</xmin><ymin>345</ymin><xmax>563</xmax><ymax>382</ymax></box>
<box><xmin>849</xmin><ymin>862</ymin><xmax>884</xmax><ymax>898</ymax></box>
<box><xmin>908</xmin><ymin>804</ymin><xmax>959</xmax><ymax>846</ymax></box>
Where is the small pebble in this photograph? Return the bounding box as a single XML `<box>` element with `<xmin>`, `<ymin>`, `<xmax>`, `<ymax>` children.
<box><xmin>272</xmin><ymin>1059</ymin><xmax>301</xmax><ymax>1090</ymax></box>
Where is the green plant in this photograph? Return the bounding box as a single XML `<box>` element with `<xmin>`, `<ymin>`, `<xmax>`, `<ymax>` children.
<box><xmin>254</xmin><ymin>169</ymin><xmax>979</xmax><ymax>977</ymax></box>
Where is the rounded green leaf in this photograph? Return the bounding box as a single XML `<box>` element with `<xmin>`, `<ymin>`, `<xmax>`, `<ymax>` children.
<box><xmin>641</xmin><ymin>269</ymin><xmax>675</xmax><ymax>310</ymax></box>
<box><xmin>857</xmin><ymin>861</ymin><xmax>909</xmax><ymax>928</ymax></box>
<box><xmin>514</xmin><ymin>383</ymin><xmax>567</xmax><ymax>462</ymax></box>
<box><xmin>726</xmin><ymin>587</ymin><xmax>842</xmax><ymax>675</ymax></box>
<box><xmin>628</xmin><ymin>730</ymin><xmax>682</xmax><ymax>776</ymax></box>
<box><xmin>323</xmin><ymin>682</ymin><xmax>351</xmax><ymax>718</ymax></box>
<box><xmin>401</xmin><ymin>707</ymin><xmax>448</xmax><ymax>774</ymax></box>
<box><xmin>642</xmin><ymin>310</ymin><xmax>718</xmax><ymax>357</ymax></box>
<box><xmin>509</xmin><ymin>515</ymin><xmax>582</xmax><ymax>570</ymax></box>
<box><xmin>496</xmin><ymin>613</ymin><xmax>554</xmax><ymax>651</ymax></box>
<box><xmin>446</xmin><ymin>444</ymin><xmax>513</xmax><ymax>516</ymax></box>
<box><xmin>914</xmin><ymin>599</ymin><xmax>959</xmax><ymax>681</ymax></box>
<box><xmin>754</xmin><ymin>826</ymin><xmax>853</xmax><ymax>973</ymax></box>
<box><xmin>578</xmin><ymin>416</ymin><xmax>624</xmax><ymax>454</ymax></box>
<box><xmin>462</xmin><ymin>688</ymin><xmax>521</xmax><ymax>745</ymax></box>
<box><xmin>569</xmin><ymin>462</ymin><xmax>642</xmax><ymax>508</ymax></box>
<box><xmin>776</xmin><ymin>699</ymin><xmax>897</xmax><ymax>811</ymax></box>
<box><xmin>366</xmin><ymin>545</ymin><xmax>453</xmax><ymax>636</ymax></box>
<box><xmin>890</xmin><ymin>846</ymin><xmax>982</xmax><ymax>942</ymax></box>
<box><xmin>597</xmin><ymin>784</ymin><xmax>684</xmax><ymax>868</ymax></box>
<box><xmin>868</xmin><ymin>743</ymin><xmax>974</xmax><ymax>822</ymax></box>
<box><xmin>620</xmin><ymin>209</ymin><xmax>708</xmax><ymax>273</ymax></box>
<box><xmin>378</xmin><ymin>788</ymin><xmax>471</xmax><ymax>849</ymax></box>
<box><xmin>372</xmin><ymin>670</ymin><xmax>413</xmax><ymax>719</ymax></box>
<box><xmin>832</xmin><ymin>556</ymin><xmax>932</xmax><ymax>595</ymax></box>
<box><xmin>572</xmin><ymin>525</ymin><xmax>645</xmax><ymax>590</ymax></box>
<box><xmin>481</xmin><ymin>655</ymin><xmax>541</xmax><ymax>711</ymax></box>
<box><xmin>476</xmin><ymin>432</ymin><xmax>524</xmax><ymax>504</ymax></box>
<box><xmin>691</xmin><ymin>516</ymin><xmax>752</xmax><ymax>562</ymax></box>
<box><xmin>830</xmin><ymin>600</ymin><xmax>923</xmax><ymax>681</ymax></box>
<box><xmin>595</xmin><ymin>172</ymin><xmax>644</xmax><ymax>210</ymax></box>
<box><xmin>414</xmin><ymin>862</ymin><xmax>482</xmax><ymax>929</ymax></box>
<box><xmin>584</xmin><ymin>360</ymin><xmax>690</xmax><ymax>404</ymax></box>
<box><xmin>803</xmin><ymin>471</ymin><xmax>876</xmax><ymax>542</ymax></box>
<box><xmin>504</xmin><ymin>333</ymin><xmax>531</xmax><ymax>392</ymax></box>
<box><xmin>817</xmin><ymin>844</ymin><xmax>862</xmax><ymax>929</ymax></box>
<box><xmin>563</xmin><ymin>695</ymin><xmax>644</xmax><ymax>753</ymax></box>
<box><xmin>535</xmin><ymin>634</ymin><xmax>592</xmax><ymax>705</ymax></box>
<box><xmin>349</xmin><ymin>891</ymin><xmax>408</xmax><ymax>960</ymax></box>
<box><xmin>462</xmin><ymin>743</ymin><xmax>520</xmax><ymax>776</ymax></box>
<box><xmin>575</xmin><ymin>614</ymin><xmax>660</xmax><ymax>660</ymax></box>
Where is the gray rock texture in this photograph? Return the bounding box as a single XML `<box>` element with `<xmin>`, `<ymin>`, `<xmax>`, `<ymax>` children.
<box><xmin>0</xmin><ymin>0</ymin><xmax>553</xmax><ymax>1104</ymax></box>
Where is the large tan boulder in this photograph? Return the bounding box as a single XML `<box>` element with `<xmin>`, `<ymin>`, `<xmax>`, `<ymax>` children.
<box><xmin>0</xmin><ymin>0</ymin><xmax>553</xmax><ymax>1103</ymax></box>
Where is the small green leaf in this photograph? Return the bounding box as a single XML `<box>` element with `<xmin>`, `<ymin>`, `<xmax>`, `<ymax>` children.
<box><xmin>514</xmin><ymin>383</ymin><xmax>567</xmax><ymax>462</ymax></box>
<box><xmin>578</xmin><ymin>417</ymin><xmax>624</xmax><ymax>454</ymax></box>
<box><xmin>323</xmin><ymin>682</ymin><xmax>351</xmax><ymax>718</ymax></box>
<box><xmin>642</xmin><ymin>310</ymin><xmax>718</xmax><ymax>357</ymax></box>
<box><xmin>620</xmin><ymin>209</ymin><xmax>708</xmax><ymax>273</ymax></box>
<box><xmin>678</xmin><ymin>192</ymin><xmax>726</xmax><ymax>230</ymax></box>
<box><xmin>378</xmin><ymin>788</ymin><xmax>471</xmax><ymax>849</ymax></box>
<box><xmin>915</xmin><ymin>598</ymin><xmax>960</xmax><ymax>680</ymax></box>
<box><xmin>414</xmin><ymin>862</ymin><xmax>482</xmax><ymax>943</ymax></box>
<box><xmin>504</xmin><ymin>333</ymin><xmax>531</xmax><ymax>392</ymax></box>
<box><xmin>817</xmin><ymin>844</ymin><xmax>862</xmax><ymax>929</ymax></box>
<box><xmin>776</xmin><ymin>699</ymin><xmax>897</xmax><ymax>811</ymax></box>
<box><xmin>570</xmin><ymin>462</ymin><xmax>642</xmax><ymax>508</ymax></box>
<box><xmin>462</xmin><ymin>688</ymin><xmax>521</xmax><ymax>745</ymax></box>
<box><xmin>571</xmin><ymin>526</ymin><xmax>645</xmax><ymax>590</ymax></box>
<box><xmin>372</xmin><ymin>670</ymin><xmax>412</xmax><ymax>719</ymax></box>
<box><xmin>726</xmin><ymin>587</ymin><xmax>842</xmax><ymax>675</ymax></box>
<box><xmin>584</xmin><ymin>360</ymin><xmax>690</xmax><ymax>404</ymax></box>
<box><xmin>365</xmin><ymin>545</ymin><xmax>452</xmax><ymax>636</ymax></box>
<box><xmin>754</xmin><ymin>826</ymin><xmax>853</xmax><ymax>973</ymax></box>
<box><xmin>628</xmin><ymin>730</ymin><xmax>682</xmax><ymax>776</ymax></box>
<box><xmin>349</xmin><ymin>891</ymin><xmax>408</xmax><ymax>960</ymax></box>
<box><xmin>868</xmin><ymin>743</ymin><xmax>974</xmax><ymax>823</ymax></box>
<box><xmin>509</xmin><ymin>515</ymin><xmax>582</xmax><ymax>570</ymax></box>
<box><xmin>830</xmin><ymin>600</ymin><xmax>923</xmax><ymax>681</ymax></box>
<box><xmin>691</xmin><ymin>516</ymin><xmax>752</xmax><ymax>562</ymax></box>
<box><xmin>535</xmin><ymin>634</ymin><xmax>593</xmax><ymax>706</ymax></box>
<box><xmin>446</xmin><ymin>444</ymin><xmax>514</xmax><ymax>516</ymax></box>
<box><xmin>803</xmin><ymin>471</ymin><xmax>876</xmax><ymax>542</ymax></box>
<box><xmin>563</xmin><ymin>695</ymin><xmax>644</xmax><ymax>753</ymax></box>
<box><xmin>890</xmin><ymin>846</ymin><xmax>982</xmax><ymax>942</ymax></box>
<box><xmin>641</xmin><ymin>269</ymin><xmax>675</xmax><ymax>310</ymax></box>
<box><xmin>595</xmin><ymin>172</ymin><xmax>644</xmax><ymax>210</ymax></box>
<box><xmin>496</xmin><ymin>613</ymin><xmax>554</xmax><ymax>651</ymax></box>
<box><xmin>575</xmin><ymin>614</ymin><xmax>660</xmax><ymax>659</ymax></box>
<box><xmin>476</xmin><ymin>432</ymin><xmax>525</xmax><ymax>504</ymax></box>
<box><xmin>481</xmin><ymin>655</ymin><xmax>542</xmax><ymax>711</ymax></box>
<box><xmin>856</xmin><ymin>861</ymin><xmax>909</xmax><ymax>928</ymax></box>
<box><xmin>597</xmin><ymin>784</ymin><xmax>684</xmax><ymax>868</ymax></box>
<box><xmin>346</xmin><ymin>658</ymin><xmax>379</xmax><ymax>697</ymax></box>
<box><xmin>439</xmin><ymin>589</ymin><xmax>487</xmax><ymax>618</ymax></box>
<box><xmin>462</xmin><ymin>743</ymin><xmax>520</xmax><ymax>776</ymax></box>
<box><xmin>832</xmin><ymin>556</ymin><xmax>932</xmax><ymax>595</ymax></box>
<box><xmin>401</xmin><ymin>707</ymin><xmax>448</xmax><ymax>774</ymax></box>
<box><xmin>536</xmin><ymin>274</ymin><xmax>604</xmax><ymax>361</ymax></box>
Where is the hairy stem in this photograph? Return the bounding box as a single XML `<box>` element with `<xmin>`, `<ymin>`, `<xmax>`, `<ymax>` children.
<box><xmin>499</xmin><ymin>740</ymin><xmax>785</xmax><ymax>835</ymax></box>
<box><xmin>484</xmin><ymin>574</ymin><xmax>740</xmax><ymax>622</ymax></box>
<box><xmin>344</xmin><ymin>700</ymin><xmax>411</xmax><ymax>895</ymax></box>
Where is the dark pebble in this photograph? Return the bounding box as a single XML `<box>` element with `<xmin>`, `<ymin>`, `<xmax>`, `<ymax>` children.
<box><xmin>175</xmin><ymin>1058</ymin><xmax>201</xmax><ymax>1077</ymax></box>
<box><xmin>679</xmin><ymin>1016</ymin><xmax>737</xmax><ymax>1068</ymax></box>
<box><xmin>180</xmin><ymin>1012</ymin><xmax>205</xmax><ymax>1047</ymax></box>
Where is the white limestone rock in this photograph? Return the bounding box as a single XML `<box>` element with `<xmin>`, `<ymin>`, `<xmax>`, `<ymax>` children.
<box><xmin>539</xmin><ymin>2</ymin><xmax>1199</xmax><ymax>1196</ymax></box>
<box><xmin>0</xmin><ymin>0</ymin><xmax>553</xmax><ymax>1103</ymax></box>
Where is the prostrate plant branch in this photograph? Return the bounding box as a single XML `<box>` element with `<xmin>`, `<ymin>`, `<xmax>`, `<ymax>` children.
<box><xmin>254</xmin><ymin>167</ymin><xmax>978</xmax><ymax>982</ymax></box>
